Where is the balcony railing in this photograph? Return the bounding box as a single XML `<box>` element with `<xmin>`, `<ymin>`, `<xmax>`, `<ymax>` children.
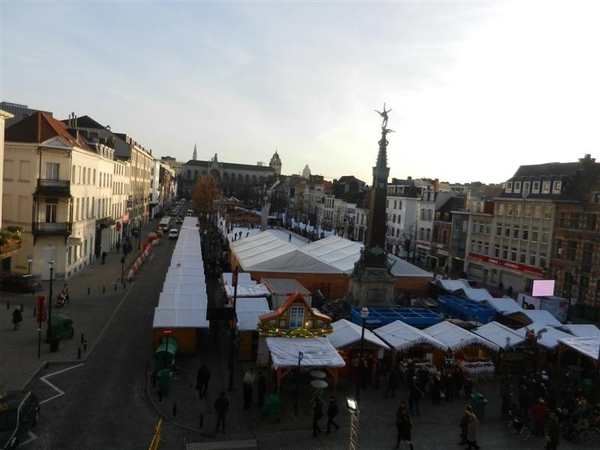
<box><xmin>34</xmin><ymin>179</ymin><xmax>71</xmax><ymax>198</ymax></box>
<box><xmin>32</xmin><ymin>222</ymin><xmax>72</xmax><ymax>235</ymax></box>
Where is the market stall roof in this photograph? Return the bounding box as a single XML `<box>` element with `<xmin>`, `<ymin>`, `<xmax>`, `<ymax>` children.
<box><xmin>152</xmin><ymin>307</ymin><xmax>209</xmax><ymax>328</ymax></box>
<box><xmin>266</xmin><ymin>337</ymin><xmax>346</xmax><ymax>369</ymax></box>
<box><xmin>235</xmin><ymin>297</ymin><xmax>271</xmax><ymax>331</ymax></box>
<box><xmin>434</xmin><ymin>279</ymin><xmax>471</xmax><ymax>292</ymax></box>
<box><xmin>515</xmin><ymin>323</ymin><xmax>573</xmax><ymax>349</ymax></box>
<box><xmin>158</xmin><ymin>292</ymin><xmax>208</xmax><ymax>308</ymax></box>
<box><xmin>484</xmin><ymin>298</ymin><xmax>522</xmax><ymax>314</ymax></box>
<box><xmin>558</xmin><ymin>336</ymin><xmax>600</xmax><ymax>361</ymax></box>
<box><xmin>302</xmin><ymin>235</ymin><xmax>432</xmax><ymax>277</ymax></box>
<box><xmin>423</xmin><ymin>320</ymin><xmax>500</xmax><ymax>351</ymax></box>
<box><xmin>224</xmin><ymin>283</ymin><xmax>271</xmax><ymax>298</ymax></box>
<box><xmin>506</xmin><ymin>309</ymin><xmax>562</xmax><ymax>327</ymax></box>
<box><xmin>437</xmin><ymin>296</ymin><xmax>496</xmax><ymax>324</ymax></box>
<box><xmin>230</xmin><ymin>231</ymin><xmax>342</xmax><ymax>273</ymax></box>
<box><xmin>222</xmin><ymin>272</ymin><xmax>254</xmax><ymax>287</ymax></box>
<box><xmin>351</xmin><ymin>307</ymin><xmax>443</xmax><ymax>329</ymax></box>
<box><xmin>162</xmin><ymin>282</ymin><xmax>205</xmax><ymax>295</ymax></box>
<box><xmin>558</xmin><ymin>324</ymin><xmax>600</xmax><ymax>338</ymax></box>
<box><xmin>472</xmin><ymin>321</ymin><xmax>525</xmax><ymax>349</ymax></box>
<box><xmin>328</xmin><ymin>319</ymin><xmax>390</xmax><ymax>350</ymax></box>
<box><xmin>373</xmin><ymin>320</ymin><xmax>448</xmax><ymax>352</ymax></box>
<box><xmin>454</xmin><ymin>288</ymin><xmax>495</xmax><ymax>302</ymax></box>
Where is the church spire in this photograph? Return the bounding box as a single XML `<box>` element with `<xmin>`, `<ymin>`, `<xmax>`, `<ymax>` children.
<box><xmin>193</xmin><ymin>143</ymin><xmax>197</xmax><ymax>160</ymax></box>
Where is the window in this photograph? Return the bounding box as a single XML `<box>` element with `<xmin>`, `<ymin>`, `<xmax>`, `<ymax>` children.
<box><xmin>541</xmin><ymin>229</ymin><xmax>550</xmax><ymax>244</ymax></box>
<box><xmin>515</xmin><ymin>204</ymin><xmax>522</xmax><ymax>217</ymax></box>
<box><xmin>542</xmin><ymin>181</ymin><xmax>551</xmax><ymax>194</ymax></box>
<box><xmin>524</xmin><ymin>204</ymin><xmax>531</xmax><ymax>218</ymax></box>
<box><xmin>586</xmin><ymin>214</ymin><xmax>597</xmax><ymax>232</ymax></box>
<box><xmin>506</xmin><ymin>204</ymin><xmax>514</xmax><ymax>217</ymax></box>
<box><xmin>514</xmin><ymin>181</ymin><xmax>521</xmax><ymax>193</ymax></box>
<box><xmin>553</xmin><ymin>180</ymin><xmax>562</xmax><ymax>193</ymax></box>
<box><xmin>594</xmin><ymin>192</ymin><xmax>600</xmax><ymax>204</ymax></box>
<box><xmin>570</xmin><ymin>213</ymin><xmax>581</xmax><ymax>229</ymax></box>
<box><xmin>529</xmin><ymin>252</ymin><xmax>537</xmax><ymax>266</ymax></box>
<box><xmin>513</xmin><ymin>226</ymin><xmax>520</xmax><ymax>239</ymax></box>
<box><xmin>46</xmin><ymin>163</ymin><xmax>59</xmax><ymax>180</ymax></box>
<box><xmin>502</xmin><ymin>246</ymin><xmax>508</xmax><ymax>259</ymax></box>
<box><xmin>45</xmin><ymin>199</ymin><xmax>57</xmax><ymax>223</ymax></box>
<box><xmin>522</xmin><ymin>227</ymin><xmax>529</xmax><ymax>240</ymax></box>
<box><xmin>511</xmin><ymin>247</ymin><xmax>517</xmax><ymax>262</ymax></box>
<box><xmin>533</xmin><ymin>205</ymin><xmax>542</xmax><ymax>219</ymax></box>
<box><xmin>531</xmin><ymin>227</ymin><xmax>539</xmax><ymax>242</ymax></box>
<box><xmin>497</xmin><ymin>203</ymin><xmax>505</xmax><ymax>216</ymax></box>
<box><xmin>523</xmin><ymin>181</ymin><xmax>531</xmax><ymax>194</ymax></box>
<box><xmin>566</xmin><ymin>241</ymin><xmax>577</xmax><ymax>261</ymax></box>
<box><xmin>496</xmin><ymin>224</ymin><xmax>502</xmax><ymax>236</ymax></box>
<box><xmin>289</xmin><ymin>306</ymin><xmax>304</xmax><ymax>328</ymax></box>
<box><xmin>506</xmin><ymin>182</ymin><xmax>513</xmax><ymax>193</ymax></box>
<box><xmin>582</xmin><ymin>243</ymin><xmax>593</xmax><ymax>268</ymax></box>
<box><xmin>539</xmin><ymin>252</ymin><xmax>547</xmax><ymax>268</ymax></box>
<box><xmin>494</xmin><ymin>245</ymin><xmax>500</xmax><ymax>257</ymax></box>
<box><xmin>532</xmin><ymin>181</ymin><xmax>540</xmax><ymax>193</ymax></box>
<box><xmin>519</xmin><ymin>249</ymin><xmax>526</xmax><ymax>264</ymax></box>
<box><xmin>504</xmin><ymin>226</ymin><xmax>510</xmax><ymax>238</ymax></box>
<box><xmin>558</xmin><ymin>212</ymin><xmax>567</xmax><ymax>228</ymax></box>
<box><xmin>544</xmin><ymin>206</ymin><xmax>552</xmax><ymax>220</ymax></box>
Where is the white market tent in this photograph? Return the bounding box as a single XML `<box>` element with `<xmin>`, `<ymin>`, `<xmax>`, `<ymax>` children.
<box><xmin>224</xmin><ymin>283</ymin><xmax>272</xmax><ymax>298</ymax></box>
<box><xmin>328</xmin><ymin>319</ymin><xmax>390</xmax><ymax>350</ymax></box>
<box><xmin>484</xmin><ymin>298</ymin><xmax>522</xmax><ymax>314</ymax></box>
<box><xmin>373</xmin><ymin>320</ymin><xmax>448</xmax><ymax>352</ymax></box>
<box><xmin>519</xmin><ymin>310</ymin><xmax>563</xmax><ymax>327</ymax></box>
<box><xmin>423</xmin><ymin>321</ymin><xmax>500</xmax><ymax>351</ymax></box>
<box><xmin>157</xmin><ymin>292</ymin><xmax>208</xmax><ymax>309</ymax></box>
<box><xmin>558</xmin><ymin>336</ymin><xmax>600</xmax><ymax>361</ymax></box>
<box><xmin>230</xmin><ymin>231</ymin><xmax>342</xmax><ymax>273</ymax></box>
<box><xmin>434</xmin><ymin>279</ymin><xmax>471</xmax><ymax>292</ymax></box>
<box><xmin>515</xmin><ymin>323</ymin><xmax>573</xmax><ymax>349</ymax></box>
<box><xmin>236</xmin><ymin>298</ymin><xmax>271</xmax><ymax>331</ymax></box>
<box><xmin>266</xmin><ymin>336</ymin><xmax>347</xmax><ymax>394</ymax></box>
<box><xmin>558</xmin><ymin>324</ymin><xmax>600</xmax><ymax>338</ymax></box>
<box><xmin>472</xmin><ymin>321</ymin><xmax>525</xmax><ymax>349</ymax></box>
<box><xmin>455</xmin><ymin>288</ymin><xmax>495</xmax><ymax>302</ymax></box>
<box><xmin>152</xmin><ymin>307</ymin><xmax>209</xmax><ymax>328</ymax></box>
<box><xmin>222</xmin><ymin>272</ymin><xmax>254</xmax><ymax>286</ymax></box>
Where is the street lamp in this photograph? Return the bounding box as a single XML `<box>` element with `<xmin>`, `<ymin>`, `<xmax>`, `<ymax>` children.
<box><xmin>346</xmin><ymin>397</ymin><xmax>359</xmax><ymax>450</ymax></box>
<box><xmin>355</xmin><ymin>306</ymin><xmax>369</xmax><ymax>402</ymax></box>
<box><xmin>294</xmin><ymin>351</ymin><xmax>304</xmax><ymax>417</ymax></box>
<box><xmin>46</xmin><ymin>260</ymin><xmax>55</xmax><ymax>342</ymax></box>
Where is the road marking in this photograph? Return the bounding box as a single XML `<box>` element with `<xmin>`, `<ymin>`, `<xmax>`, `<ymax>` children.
<box><xmin>21</xmin><ymin>430</ymin><xmax>37</xmax><ymax>445</ymax></box>
<box><xmin>39</xmin><ymin>364</ymin><xmax>84</xmax><ymax>404</ymax></box>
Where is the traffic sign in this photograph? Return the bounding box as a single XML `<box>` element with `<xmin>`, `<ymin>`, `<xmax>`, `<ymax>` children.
<box><xmin>27</xmin><ymin>254</ymin><xmax>33</xmax><ymax>263</ymax></box>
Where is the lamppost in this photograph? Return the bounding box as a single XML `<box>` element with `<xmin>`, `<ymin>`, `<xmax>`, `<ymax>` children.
<box><xmin>294</xmin><ymin>351</ymin><xmax>304</xmax><ymax>417</ymax></box>
<box><xmin>45</xmin><ymin>259</ymin><xmax>55</xmax><ymax>342</ymax></box>
<box><xmin>346</xmin><ymin>397</ymin><xmax>359</xmax><ymax>450</ymax></box>
<box><xmin>355</xmin><ymin>306</ymin><xmax>369</xmax><ymax>402</ymax></box>
<box><xmin>121</xmin><ymin>255</ymin><xmax>126</xmax><ymax>288</ymax></box>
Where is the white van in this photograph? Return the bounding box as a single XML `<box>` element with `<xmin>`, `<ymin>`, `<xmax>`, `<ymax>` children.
<box><xmin>168</xmin><ymin>229</ymin><xmax>179</xmax><ymax>240</ymax></box>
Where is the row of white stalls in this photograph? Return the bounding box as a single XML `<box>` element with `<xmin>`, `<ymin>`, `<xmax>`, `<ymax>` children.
<box><xmin>151</xmin><ymin>216</ymin><xmax>209</xmax><ymax>355</ymax></box>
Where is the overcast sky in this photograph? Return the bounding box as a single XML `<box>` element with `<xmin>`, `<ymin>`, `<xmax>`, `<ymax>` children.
<box><xmin>2</xmin><ymin>1</ymin><xmax>599</xmax><ymax>185</ymax></box>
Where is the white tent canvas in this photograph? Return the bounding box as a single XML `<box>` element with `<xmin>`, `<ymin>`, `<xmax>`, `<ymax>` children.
<box><xmin>515</xmin><ymin>323</ymin><xmax>572</xmax><ymax>349</ymax></box>
<box><xmin>152</xmin><ymin>307</ymin><xmax>209</xmax><ymax>328</ymax></box>
<box><xmin>518</xmin><ymin>310</ymin><xmax>562</xmax><ymax>327</ymax></box>
<box><xmin>423</xmin><ymin>321</ymin><xmax>500</xmax><ymax>351</ymax></box>
<box><xmin>328</xmin><ymin>319</ymin><xmax>390</xmax><ymax>350</ymax></box>
<box><xmin>158</xmin><ymin>292</ymin><xmax>208</xmax><ymax>309</ymax></box>
<box><xmin>559</xmin><ymin>324</ymin><xmax>600</xmax><ymax>338</ymax></box>
<box><xmin>434</xmin><ymin>279</ymin><xmax>471</xmax><ymax>292</ymax></box>
<box><xmin>222</xmin><ymin>272</ymin><xmax>254</xmax><ymax>286</ymax></box>
<box><xmin>558</xmin><ymin>336</ymin><xmax>600</xmax><ymax>361</ymax></box>
<box><xmin>266</xmin><ymin>337</ymin><xmax>346</xmax><ymax>369</ymax></box>
<box><xmin>455</xmin><ymin>288</ymin><xmax>495</xmax><ymax>302</ymax></box>
<box><xmin>236</xmin><ymin>298</ymin><xmax>271</xmax><ymax>331</ymax></box>
<box><xmin>473</xmin><ymin>321</ymin><xmax>525</xmax><ymax>349</ymax></box>
<box><xmin>224</xmin><ymin>284</ymin><xmax>272</xmax><ymax>298</ymax></box>
<box><xmin>162</xmin><ymin>283</ymin><xmax>205</xmax><ymax>295</ymax></box>
<box><xmin>373</xmin><ymin>320</ymin><xmax>448</xmax><ymax>352</ymax></box>
<box><xmin>484</xmin><ymin>298</ymin><xmax>522</xmax><ymax>314</ymax></box>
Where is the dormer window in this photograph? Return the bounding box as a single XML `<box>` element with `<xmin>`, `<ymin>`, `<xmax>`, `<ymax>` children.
<box><xmin>523</xmin><ymin>181</ymin><xmax>531</xmax><ymax>194</ymax></box>
<box><xmin>506</xmin><ymin>182</ymin><xmax>513</xmax><ymax>193</ymax></box>
<box><xmin>542</xmin><ymin>181</ymin><xmax>551</xmax><ymax>194</ymax></box>
<box><xmin>289</xmin><ymin>306</ymin><xmax>305</xmax><ymax>328</ymax></box>
<box><xmin>514</xmin><ymin>181</ymin><xmax>521</xmax><ymax>193</ymax></box>
<box><xmin>532</xmin><ymin>181</ymin><xmax>540</xmax><ymax>193</ymax></box>
<box><xmin>552</xmin><ymin>180</ymin><xmax>562</xmax><ymax>193</ymax></box>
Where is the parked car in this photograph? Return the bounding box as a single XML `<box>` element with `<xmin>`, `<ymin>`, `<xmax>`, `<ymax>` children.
<box><xmin>0</xmin><ymin>274</ymin><xmax>43</xmax><ymax>293</ymax></box>
<box><xmin>0</xmin><ymin>390</ymin><xmax>40</xmax><ymax>450</ymax></box>
<box><xmin>168</xmin><ymin>229</ymin><xmax>179</xmax><ymax>240</ymax></box>
<box><xmin>175</xmin><ymin>216</ymin><xmax>183</xmax><ymax>224</ymax></box>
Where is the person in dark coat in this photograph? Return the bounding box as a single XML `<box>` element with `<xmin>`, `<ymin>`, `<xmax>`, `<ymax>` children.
<box><xmin>12</xmin><ymin>307</ymin><xmax>23</xmax><ymax>330</ymax></box>
<box><xmin>466</xmin><ymin>411</ymin><xmax>480</xmax><ymax>450</ymax></box>
<box><xmin>257</xmin><ymin>371</ymin><xmax>267</xmax><ymax>407</ymax></box>
<box><xmin>326</xmin><ymin>396</ymin><xmax>340</xmax><ymax>433</ymax></box>
<box><xmin>312</xmin><ymin>399</ymin><xmax>324</xmax><ymax>437</ymax></box>
<box><xmin>545</xmin><ymin>412</ymin><xmax>560</xmax><ymax>450</ymax></box>
<box><xmin>214</xmin><ymin>392</ymin><xmax>229</xmax><ymax>433</ymax></box>
<box><xmin>408</xmin><ymin>377</ymin><xmax>424</xmax><ymax>416</ymax></box>
<box><xmin>242</xmin><ymin>371</ymin><xmax>254</xmax><ymax>410</ymax></box>
<box><xmin>395</xmin><ymin>401</ymin><xmax>414</xmax><ymax>450</ymax></box>
<box><xmin>196</xmin><ymin>364</ymin><xmax>211</xmax><ymax>399</ymax></box>
<box><xmin>101</xmin><ymin>251</ymin><xmax>107</xmax><ymax>264</ymax></box>
<box><xmin>385</xmin><ymin>368</ymin><xmax>399</xmax><ymax>398</ymax></box>
<box><xmin>459</xmin><ymin>406</ymin><xmax>472</xmax><ymax>444</ymax></box>
<box><xmin>431</xmin><ymin>371</ymin><xmax>443</xmax><ymax>404</ymax></box>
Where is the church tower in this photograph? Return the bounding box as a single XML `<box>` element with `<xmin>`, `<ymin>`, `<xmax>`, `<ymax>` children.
<box><xmin>193</xmin><ymin>143</ymin><xmax>197</xmax><ymax>161</ymax></box>
<box><xmin>269</xmin><ymin>150</ymin><xmax>282</xmax><ymax>176</ymax></box>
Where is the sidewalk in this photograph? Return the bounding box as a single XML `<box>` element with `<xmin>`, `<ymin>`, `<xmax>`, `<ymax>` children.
<box><xmin>0</xmin><ymin>222</ymin><xmax>155</xmax><ymax>393</ymax></box>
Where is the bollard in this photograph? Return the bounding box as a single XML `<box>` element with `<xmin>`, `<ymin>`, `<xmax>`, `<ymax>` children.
<box><xmin>103</xmin><ymin>286</ymin><xmax>106</xmax><ymax>294</ymax></box>
<box><xmin>21</xmin><ymin>303</ymin><xmax>24</xmax><ymax>312</ymax></box>
<box><xmin>33</xmin><ymin>307</ymin><xmax>37</xmax><ymax>317</ymax></box>
<box><xmin>173</xmin><ymin>402</ymin><xmax>177</xmax><ymax>417</ymax></box>
<box><xmin>77</xmin><ymin>348</ymin><xmax>81</xmax><ymax>359</ymax></box>
<box><xmin>158</xmin><ymin>392</ymin><xmax>163</xmax><ymax>402</ymax></box>
<box><xmin>81</xmin><ymin>333</ymin><xmax>85</xmax><ymax>344</ymax></box>
<box><xmin>114</xmin><ymin>284</ymin><xmax>117</xmax><ymax>292</ymax></box>
<box><xmin>88</xmin><ymin>287</ymin><xmax>90</xmax><ymax>295</ymax></box>
<box><xmin>151</xmin><ymin>374</ymin><xmax>156</xmax><ymax>388</ymax></box>
<box><xmin>83</xmin><ymin>341</ymin><xmax>87</xmax><ymax>351</ymax></box>
<box><xmin>6</xmin><ymin>301</ymin><xmax>9</xmax><ymax>310</ymax></box>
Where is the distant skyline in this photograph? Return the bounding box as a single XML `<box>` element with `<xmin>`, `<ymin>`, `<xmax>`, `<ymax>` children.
<box><xmin>2</xmin><ymin>1</ymin><xmax>599</xmax><ymax>184</ymax></box>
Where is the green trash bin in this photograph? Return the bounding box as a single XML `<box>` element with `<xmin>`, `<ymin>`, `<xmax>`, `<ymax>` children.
<box><xmin>154</xmin><ymin>336</ymin><xmax>179</xmax><ymax>372</ymax></box>
<box><xmin>157</xmin><ymin>368</ymin><xmax>173</xmax><ymax>395</ymax></box>
<box><xmin>263</xmin><ymin>394</ymin><xmax>283</xmax><ymax>423</ymax></box>
<box><xmin>470</xmin><ymin>392</ymin><xmax>489</xmax><ymax>420</ymax></box>
<box><xmin>51</xmin><ymin>314</ymin><xmax>74</xmax><ymax>339</ymax></box>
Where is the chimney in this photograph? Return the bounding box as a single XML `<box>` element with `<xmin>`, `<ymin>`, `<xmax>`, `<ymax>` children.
<box><xmin>434</xmin><ymin>178</ymin><xmax>440</xmax><ymax>192</ymax></box>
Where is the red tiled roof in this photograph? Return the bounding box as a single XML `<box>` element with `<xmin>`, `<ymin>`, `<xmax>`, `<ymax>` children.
<box><xmin>5</xmin><ymin>111</ymin><xmax>91</xmax><ymax>150</ymax></box>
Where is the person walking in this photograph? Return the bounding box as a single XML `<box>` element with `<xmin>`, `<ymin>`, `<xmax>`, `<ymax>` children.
<box><xmin>325</xmin><ymin>396</ymin><xmax>340</xmax><ymax>433</ymax></box>
<box><xmin>61</xmin><ymin>283</ymin><xmax>70</xmax><ymax>305</ymax></box>
<box><xmin>101</xmin><ymin>251</ymin><xmax>107</xmax><ymax>264</ymax></box>
<box><xmin>395</xmin><ymin>401</ymin><xmax>414</xmax><ymax>450</ymax></box>
<box><xmin>214</xmin><ymin>392</ymin><xmax>229</xmax><ymax>433</ymax></box>
<box><xmin>408</xmin><ymin>377</ymin><xmax>424</xmax><ymax>416</ymax></box>
<box><xmin>198</xmin><ymin>396</ymin><xmax>207</xmax><ymax>428</ymax></box>
<box><xmin>312</xmin><ymin>398</ymin><xmax>324</xmax><ymax>437</ymax></box>
<box><xmin>458</xmin><ymin>406</ymin><xmax>472</xmax><ymax>445</ymax></box>
<box><xmin>12</xmin><ymin>307</ymin><xmax>23</xmax><ymax>330</ymax></box>
<box><xmin>545</xmin><ymin>412</ymin><xmax>560</xmax><ymax>450</ymax></box>
<box><xmin>466</xmin><ymin>411</ymin><xmax>480</xmax><ymax>450</ymax></box>
<box><xmin>242</xmin><ymin>370</ymin><xmax>254</xmax><ymax>410</ymax></box>
<box><xmin>531</xmin><ymin>398</ymin><xmax>550</xmax><ymax>437</ymax></box>
<box><xmin>385</xmin><ymin>367</ymin><xmax>399</xmax><ymax>398</ymax></box>
<box><xmin>196</xmin><ymin>364</ymin><xmax>211</xmax><ymax>399</ymax></box>
<box><xmin>257</xmin><ymin>371</ymin><xmax>267</xmax><ymax>407</ymax></box>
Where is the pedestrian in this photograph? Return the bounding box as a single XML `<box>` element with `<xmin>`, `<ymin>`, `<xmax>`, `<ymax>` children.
<box><xmin>198</xmin><ymin>396</ymin><xmax>207</xmax><ymax>428</ymax></box>
<box><xmin>257</xmin><ymin>371</ymin><xmax>267</xmax><ymax>407</ymax></box>
<box><xmin>116</xmin><ymin>240</ymin><xmax>121</xmax><ymax>253</ymax></box>
<box><xmin>507</xmin><ymin>285</ymin><xmax>513</xmax><ymax>296</ymax></box>
<box><xmin>214</xmin><ymin>391</ymin><xmax>229</xmax><ymax>433</ymax></box>
<box><xmin>289</xmin><ymin>233</ymin><xmax>292</xmax><ymax>242</ymax></box>
<box><xmin>531</xmin><ymin>397</ymin><xmax>550</xmax><ymax>437</ymax></box>
<box><xmin>545</xmin><ymin>412</ymin><xmax>560</xmax><ymax>450</ymax></box>
<box><xmin>385</xmin><ymin>367</ymin><xmax>399</xmax><ymax>398</ymax></box>
<box><xmin>312</xmin><ymin>398</ymin><xmax>324</xmax><ymax>437</ymax></box>
<box><xmin>101</xmin><ymin>251</ymin><xmax>107</xmax><ymax>264</ymax></box>
<box><xmin>196</xmin><ymin>364</ymin><xmax>211</xmax><ymax>399</ymax></box>
<box><xmin>395</xmin><ymin>401</ymin><xmax>414</xmax><ymax>450</ymax></box>
<box><xmin>431</xmin><ymin>371</ymin><xmax>442</xmax><ymax>404</ymax></box>
<box><xmin>408</xmin><ymin>377</ymin><xmax>424</xmax><ymax>416</ymax></box>
<box><xmin>458</xmin><ymin>406</ymin><xmax>472</xmax><ymax>444</ymax></box>
<box><xmin>61</xmin><ymin>283</ymin><xmax>70</xmax><ymax>305</ymax></box>
<box><xmin>326</xmin><ymin>396</ymin><xmax>340</xmax><ymax>433</ymax></box>
<box><xmin>464</xmin><ymin>376</ymin><xmax>474</xmax><ymax>399</ymax></box>
<box><xmin>242</xmin><ymin>370</ymin><xmax>254</xmax><ymax>410</ymax></box>
<box><xmin>466</xmin><ymin>411</ymin><xmax>480</xmax><ymax>450</ymax></box>
<box><xmin>12</xmin><ymin>307</ymin><xmax>23</xmax><ymax>330</ymax></box>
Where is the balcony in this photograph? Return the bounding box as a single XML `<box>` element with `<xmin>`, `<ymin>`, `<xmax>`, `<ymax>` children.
<box><xmin>32</xmin><ymin>222</ymin><xmax>72</xmax><ymax>236</ymax></box>
<box><xmin>34</xmin><ymin>179</ymin><xmax>71</xmax><ymax>199</ymax></box>
<box><xmin>0</xmin><ymin>240</ymin><xmax>21</xmax><ymax>259</ymax></box>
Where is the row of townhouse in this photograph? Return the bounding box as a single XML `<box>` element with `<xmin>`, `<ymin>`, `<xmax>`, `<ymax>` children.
<box><xmin>1</xmin><ymin>107</ymin><xmax>177</xmax><ymax>281</ymax></box>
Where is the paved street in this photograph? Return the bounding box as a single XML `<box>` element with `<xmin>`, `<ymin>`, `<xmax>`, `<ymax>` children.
<box><xmin>0</xmin><ymin>222</ymin><xmax>588</xmax><ymax>449</ymax></box>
